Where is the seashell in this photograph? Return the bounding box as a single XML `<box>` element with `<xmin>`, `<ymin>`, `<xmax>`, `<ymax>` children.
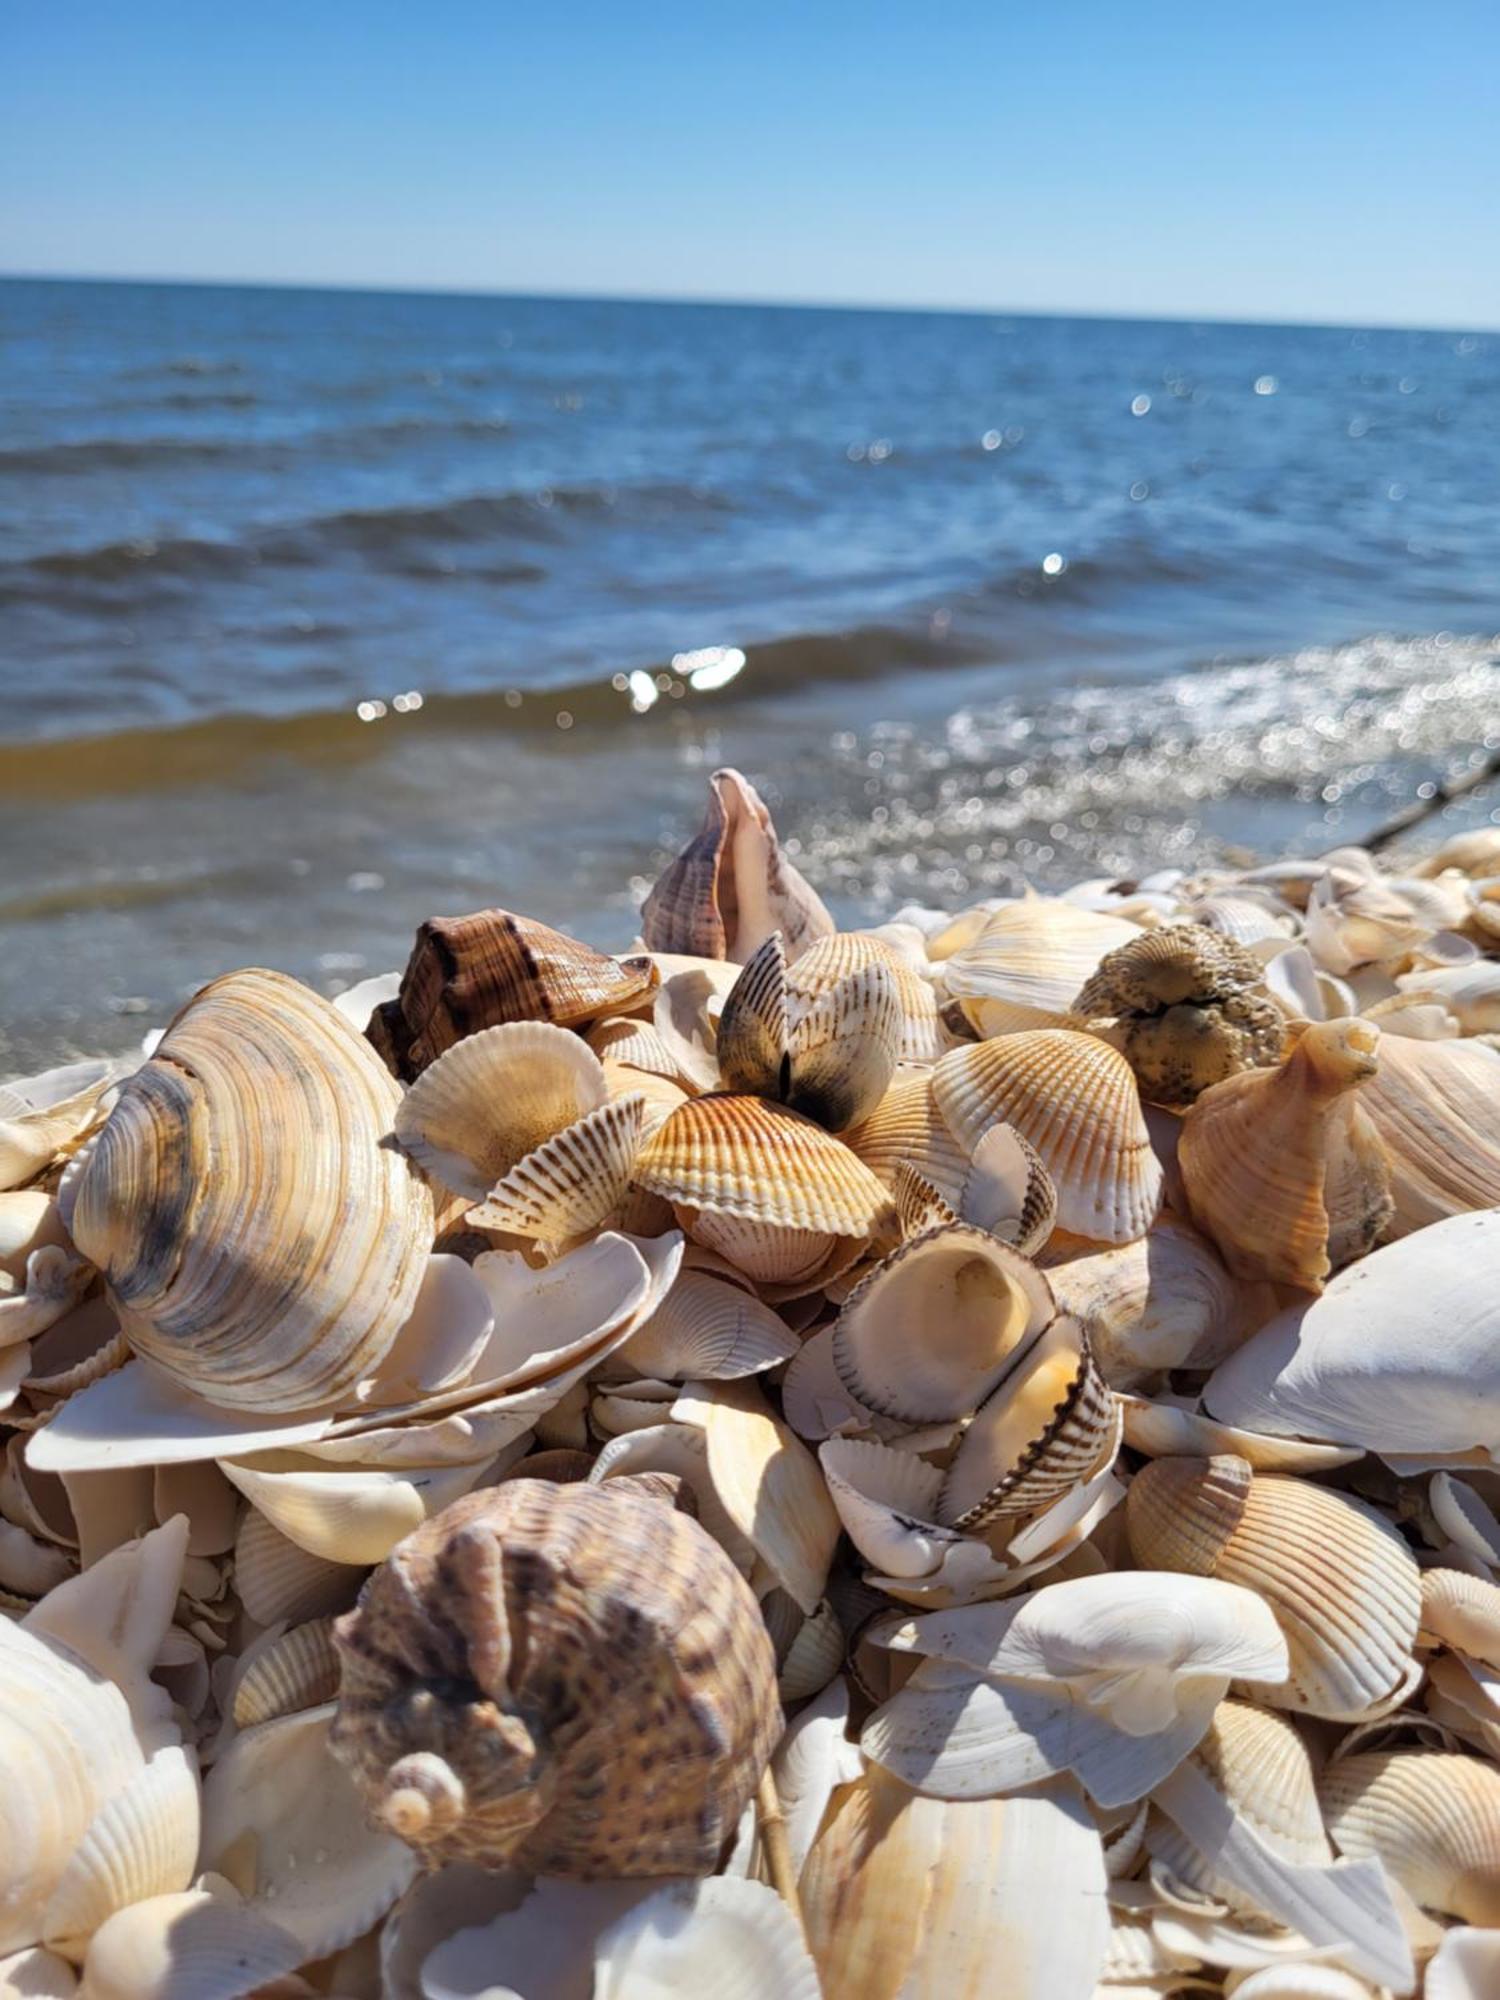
<box><xmin>1120</xmin><ymin>1397</ymin><xmax>1363</xmax><ymax>1473</ymax></box>
<box><xmin>1320</xmin><ymin>1746</ymin><xmax>1500</xmax><ymax>1924</ymax></box>
<box><xmin>586</xmin><ymin>1013</ymin><xmax>701</xmax><ymax>1088</ymax></box>
<box><xmin>233</xmin><ymin>1509</ymin><xmax>367</xmax><ymax>1628</ymax></box>
<box><xmin>0</xmin><ymin>1519</ymin><xmax>198</xmax><ymax>1959</ymax></box>
<box><xmin>0</xmin><ymin>1065</ymin><xmax>117</xmax><ymax>1194</ymax></box>
<box><xmin>844</xmin><ymin>1068</ymin><xmax>971</xmax><ymax>1211</ymax></box>
<box><xmin>1305</xmin><ymin>868</ymin><xmax>1431</xmax><ymax>974</ymax></box>
<box><xmin>934</xmin><ymin>1030</ymin><xmax>1162</xmax><ymax>1244</ymax></box>
<box><xmin>330</xmin><ymin>1477</ymin><xmax>780</xmax><ymax>1874</ymax></box>
<box><xmin>634</xmin><ymin>1092</ymin><xmax>894</xmax><ymax>1285</ymax></box>
<box><xmin>1425</xmin><ymin>1927</ymin><xmax>1500</xmax><ymax>2000</ymax></box>
<box><xmin>941</xmin><ymin>896</ymin><xmax>1140</xmax><ymax>1036</ymax></box>
<box><xmin>1356</xmin><ymin>1033</ymin><xmax>1500</xmax><ymax>1235</ymax></box>
<box><xmin>716</xmin><ymin>932</ymin><xmax>903</xmax><ymax>1130</ymax></box>
<box><xmin>1073</xmin><ymin>924</ymin><xmax>1287</xmax><ymax>1107</ymax></box>
<box><xmin>393</xmin><ymin>1020</ymin><xmax>608</xmax><ymax>1201</ymax></box>
<box><xmin>75</xmin><ymin>1888</ymin><xmax>305</xmax><ymax>2000</ymax></box>
<box><xmin>1189</xmin><ymin>892</ymin><xmax>1300</xmax><ymax>946</ymax></box>
<box><xmin>1203</xmin><ymin>1210</ymin><xmax>1500</xmax><ymax>1464</ymax></box>
<box><xmin>468</xmin><ymin>1092</ymin><xmax>647</xmax><ymax>1246</ymax></box>
<box><xmin>610</xmin><ymin>1270</ymin><xmax>800</xmax><ymax>1380</ymax></box>
<box><xmin>1177</xmin><ymin>1019</ymin><xmax>1392</xmax><ymax>1291</ymax></box>
<box><xmin>773</xmin><ymin>1597</ymin><xmax>845</xmax><ymax>1701</ymax></box>
<box><xmin>0</xmin><ymin>1194</ymin><xmax>69</xmax><ymax>1283</ymax></box>
<box><xmin>0</xmin><ymin>1249</ymin><xmax>94</xmax><ymax>1354</ymax></box>
<box><xmin>1419</xmin><ymin>1566</ymin><xmax>1500</xmax><ymax>1667</ymax></box>
<box><xmin>374</xmin><ymin>907</ymin><xmax>658</xmax><ymax>1078</ymax></box>
<box><xmin>832</xmin><ymin>1225</ymin><xmax>1056</xmax><ymax>1423</ymax></box>
<box><xmin>799</xmin><ymin>1767</ymin><xmax>1111</xmax><ymax>2000</ymax></box>
<box><xmin>1414</xmin><ymin>828</ymin><xmax>1500</xmax><ymax>878</ymax></box>
<box><xmin>221</xmin><ymin>1450</ymin><xmax>492</xmax><ymax>1565</ymax></box>
<box><xmin>58</xmin><ymin>970</ymin><xmax>434</xmax><ymax>1413</ymax></box>
<box><xmin>1395</xmin><ymin>958</ymin><xmax>1500</xmax><ymax>1034</ymax></box>
<box><xmin>956</xmin><ymin>1123</ymin><xmax>1058</xmax><ymax>1254</ymax></box>
<box><xmin>202</xmin><ymin>1702</ymin><xmax>416</xmax><ymax>1961</ymax></box>
<box><xmin>230</xmin><ymin>1617</ymin><xmax>340</xmax><ymax>1728</ymax></box>
<box><xmin>640</xmin><ymin>766</ymin><xmax>834</xmax><ymax>963</ymax></box>
<box><xmin>1126</xmin><ymin>1454</ymin><xmax>1421</xmax><ymax>1720</ymax></box>
<box><xmin>1463</xmin><ymin>875</ymin><xmax>1500</xmax><ymax>943</ymax></box>
<box><xmin>1045</xmin><ymin>1216</ymin><xmax>1277</xmax><ymax>1387</ymax></box>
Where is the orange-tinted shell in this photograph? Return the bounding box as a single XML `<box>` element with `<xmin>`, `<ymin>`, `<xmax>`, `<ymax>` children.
<box><xmin>330</xmin><ymin>1478</ymin><xmax>780</xmax><ymax>1877</ymax></box>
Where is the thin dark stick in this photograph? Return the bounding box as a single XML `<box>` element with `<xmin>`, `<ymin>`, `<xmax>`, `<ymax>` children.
<box><xmin>1362</xmin><ymin>748</ymin><xmax>1500</xmax><ymax>854</ymax></box>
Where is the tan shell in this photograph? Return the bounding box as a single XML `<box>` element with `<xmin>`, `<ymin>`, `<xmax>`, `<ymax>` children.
<box><xmin>232</xmin><ymin>1617</ymin><xmax>340</xmax><ymax>1728</ymax></box>
<box><xmin>1177</xmin><ymin>1019</ymin><xmax>1393</xmax><ymax>1291</ymax></box>
<box><xmin>331</xmin><ymin>1477</ymin><xmax>779</xmax><ymax>1876</ymax></box>
<box><xmin>1357</xmin><ymin>1034</ymin><xmax>1500</xmax><ymax>1236</ymax></box>
<box><xmin>1320</xmin><ymin>1747</ymin><xmax>1500</xmax><ymax>1925</ymax></box>
<box><xmin>374</xmin><ymin>909</ymin><xmax>657</xmax><ymax>1078</ymax></box>
<box><xmin>1413</xmin><ymin>828</ymin><xmax>1500</xmax><ymax>878</ymax></box>
<box><xmin>640</xmin><ymin>767</ymin><xmax>834</xmax><ymax>963</ymax></box>
<box><xmin>844</xmin><ymin>1070</ymin><xmax>971</xmax><ymax>1212</ymax></box>
<box><xmin>468</xmin><ymin>1094</ymin><xmax>646</xmax><ymax>1245</ymax></box>
<box><xmin>933</xmin><ymin>1030</ymin><xmax>1162</xmax><ymax>1244</ymax></box>
<box><xmin>59</xmin><ymin>970</ymin><xmax>434</xmax><ymax>1412</ymax></box>
<box><xmin>789</xmin><ymin>931</ymin><xmax>944</xmax><ymax>1065</ymax></box>
<box><xmin>1419</xmin><ymin>1566</ymin><xmax>1500</xmax><ymax>1665</ymax></box>
<box><xmin>941</xmin><ymin>898</ymin><xmax>1140</xmax><ymax>1036</ymax></box>
<box><xmin>1072</xmin><ymin>924</ymin><xmax>1286</xmax><ymax>1107</ymax></box>
<box><xmin>1126</xmin><ymin>1454</ymin><xmax>1421</xmax><ymax>1719</ymax></box>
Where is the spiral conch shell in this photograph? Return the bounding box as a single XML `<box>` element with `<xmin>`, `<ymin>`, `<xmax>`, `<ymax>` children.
<box><xmin>1177</xmin><ymin>1019</ymin><xmax>1393</xmax><ymax>1291</ymax></box>
<box><xmin>331</xmin><ymin>1476</ymin><xmax>780</xmax><ymax>1877</ymax></box>
<box><xmin>59</xmin><ymin>970</ymin><xmax>434</xmax><ymax>1412</ymax></box>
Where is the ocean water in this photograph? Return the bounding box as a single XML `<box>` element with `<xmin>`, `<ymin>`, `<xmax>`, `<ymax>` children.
<box><xmin>1</xmin><ymin>278</ymin><xmax>1497</xmax><ymax>1069</ymax></box>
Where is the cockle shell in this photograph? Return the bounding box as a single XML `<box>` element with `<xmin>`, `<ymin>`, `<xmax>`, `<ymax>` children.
<box><xmin>373</xmin><ymin>908</ymin><xmax>657</xmax><ymax>1079</ymax></box>
<box><xmin>633</xmin><ymin>1092</ymin><xmax>894</xmax><ymax>1284</ymax></box>
<box><xmin>1177</xmin><ymin>1019</ymin><xmax>1392</xmax><ymax>1291</ymax></box>
<box><xmin>1126</xmin><ymin>1454</ymin><xmax>1421</xmax><ymax>1720</ymax></box>
<box><xmin>844</xmin><ymin>1069</ymin><xmax>971</xmax><ymax>1211</ymax></box>
<box><xmin>1356</xmin><ymin>1033</ymin><xmax>1500</xmax><ymax>1235</ymax></box>
<box><xmin>57</xmin><ymin>970</ymin><xmax>434</xmax><ymax>1413</ymax></box>
<box><xmin>231</xmin><ymin>1617</ymin><xmax>340</xmax><ymax>1729</ymax></box>
<box><xmin>640</xmin><ymin>767</ymin><xmax>834</xmax><ymax>963</ymax></box>
<box><xmin>74</xmin><ymin>1887</ymin><xmax>306</xmax><ymax>2000</ymax></box>
<box><xmin>941</xmin><ymin>897</ymin><xmax>1140</xmax><ymax>1036</ymax></box>
<box><xmin>933</xmin><ymin>1030</ymin><xmax>1162</xmax><ymax>1244</ymax></box>
<box><xmin>1320</xmin><ymin>1747</ymin><xmax>1500</xmax><ymax>1924</ymax></box>
<box><xmin>1072</xmin><ymin>923</ymin><xmax>1286</xmax><ymax>1107</ymax></box>
<box><xmin>467</xmin><ymin>1094</ymin><xmax>647</xmax><ymax>1246</ymax></box>
<box><xmin>609</xmin><ymin>1270</ymin><xmax>800</xmax><ymax>1381</ymax></box>
<box><xmin>331</xmin><ymin>1477</ymin><xmax>780</xmax><ymax>1876</ymax></box>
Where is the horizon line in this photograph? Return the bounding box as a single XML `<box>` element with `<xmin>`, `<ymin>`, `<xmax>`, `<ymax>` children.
<box><xmin>0</xmin><ymin>268</ymin><xmax>1493</xmax><ymax>339</ymax></box>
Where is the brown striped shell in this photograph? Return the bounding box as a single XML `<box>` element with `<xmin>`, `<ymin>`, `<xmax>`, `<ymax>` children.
<box><xmin>373</xmin><ymin>909</ymin><xmax>657</xmax><ymax>1078</ymax></box>
<box><xmin>330</xmin><ymin>1477</ymin><xmax>780</xmax><ymax>1876</ymax></box>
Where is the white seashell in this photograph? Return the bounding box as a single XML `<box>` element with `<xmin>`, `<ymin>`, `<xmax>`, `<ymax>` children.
<box><xmin>221</xmin><ymin>1451</ymin><xmax>492</xmax><ymax>1565</ymax></box>
<box><xmin>380</xmin><ymin>1865</ymin><xmax>530</xmax><ymax>2000</ymax></box>
<box><xmin>1320</xmin><ymin>1745</ymin><xmax>1500</xmax><ymax>1926</ymax></box>
<box><xmin>1425</xmin><ymin>1925</ymin><xmax>1500</xmax><ymax>2000</ymax></box>
<box><xmin>1120</xmin><ymin>1397</ymin><xmax>1363</xmax><ymax>1473</ymax></box>
<box><xmin>610</xmin><ymin>1270</ymin><xmax>800</xmax><ymax>1380</ymax></box>
<box><xmin>1396</xmin><ymin>959</ymin><xmax>1500</xmax><ymax>1034</ymax></box>
<box><xmin>0</xmin><ymin>1194</ymin><xmax>69</xmax><ymax>1283</ymax></box>
<box><xmin>75</xmin><ymin>1887</ymin><xmax>305</xmax><ymax>2000</ymax></box>
<box><xmin>1429</xmin><ymin>1471</ymin><xmax>1500</xmax><ymax>1569</ymax></box>
<box><xmin>941</xmin><ymin>897</ymin><xmax>1140</xmax><ymax>1035</ymax></box>
<box><xmin>1356</xmin><ymin>1034</ymin><xmax>1500</xmax><ymax>1235</ymax></box>
<box><xmin>592</xmin><ymin>1876</ymin><xmax>821</xmax><ymax>2000</ymax></box>
<box><xmin>0</xmin><ymin>1250</ymin><xmax>94</xmax><ymax>1355</ymax></box>
<box><xmin>0</xmin><ymin>1065</ymin><xmax>118</xmax><ymax>1195</ymax></box>
<box><xmin>771</xmin><ymin>1677</ymin><xmax>865</xmax><ymax>1876</ymax></box>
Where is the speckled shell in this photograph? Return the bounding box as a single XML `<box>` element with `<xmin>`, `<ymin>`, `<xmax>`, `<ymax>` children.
<box><xmin>1126</xmin><ymin>1454</ymin><xmax>1421</xmax><ymax>1720</ymax></box>
<box><xmin>373</xmin><ymin>909</ymin><xmax>657</xmax><ymax>1078</ymax></box>
<box><xmin>640</xmin><ymin>767</ymin><xmax>834</xmax><ymax>964</ymax></box>
<box><xmin>59</xmin><ymin>969</ymin><xmax>434</xmax><ymax>1413</ymax></box>
<box><xmin>1320</xmin><ymin>1747</ymin><xmax>1500</xmax><ymax>1925</ymax></box>
<box><xmin>933</xmin><ymin>1030</ymin><xmax>1161</xmax><ymax>1244</ymax></box>
<box><xmin>330</xmin><ymin>1477</ymin><xmax>780</xmax><ymax>1877</ymax></box>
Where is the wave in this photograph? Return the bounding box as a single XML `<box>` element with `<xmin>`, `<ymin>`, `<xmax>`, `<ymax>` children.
<box><xmin>0</xmin><ymin>413</ymin><xmax>514</xmax><ymax>477</ymax></box>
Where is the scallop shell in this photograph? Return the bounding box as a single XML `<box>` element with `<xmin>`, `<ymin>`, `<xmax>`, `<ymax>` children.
<box><xmin>1126</xmin><ymin>1454</ymin><xmax>1421</xmax><ymax>1719</ymax></box>
<box><xmin>1356</xmin><ymin>1033</ymin><xmax>1500</xmax><ymax>1236</ymax></box>
<box><xmin>933</xmin><ymin>1030</ymin><xmax>1162</xmax><ymax>1244</ymax></box>
<box><xmin>468</xmin><ymin>1093</ymin><xmax>646</xmax><ymax>1245</ymax></box>
<box><xmin>716</xmin><ymin>933</ymin><xmax>903</xmax><ymax>1130</ymax></box>
<box><xmin>330</xmin><ymin>1477</ymin><xmax>780</xmax><ymax>1875</ymax></box>
<box><xmin>374</xmin><ymin>908</ymin><xmax>657</xmax><ymax>1078</ymax></box>
<box><xmin>58</xmin><ymin>970</ymin><xmax>434</xmax><ymax>1413</ymax></box>
<box><xmin>611</xmin><ymin>1270</ymin><xmax>800</xmax><ymax>1381</ymax></box>
<box><xmin>640</xmin><ymin>766</ymin><xmax>834</xmax><ymax>963</ymax></box>
<box><xmin>1320</xmin><ymin>1747</ymin><xmax>1500</xmax><ymax>1925</ymax></box>
<box><xmin>1177</xmin><ymin>1019</ymin><xmax>1392</xmax><ymax>1291</ymax></box>
<box><xmin>941</xmin><ymin>897</ymin><xmax>1140</xmax><ymax>1036</ymax></box>
<box><xmin>393</xmin><ymin>1020</ymin><xmax>608</xmax><ymax>1201</ymax></box>
<box><xmin>844</xmin><ymin>1070</ymin><xmax>971</xmax><ymax>1211</ymax></box>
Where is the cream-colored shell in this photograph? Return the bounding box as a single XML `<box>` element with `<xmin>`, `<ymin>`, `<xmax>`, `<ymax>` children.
<box><xmin>1356</xmin><ymin>1033</ymin><xmax>1500</xmax><ymax>1235</ymax></box>
<box><xmin>1320</xmin><ymin>1747</ymin><xmax>1500</xmax><ymax>1925</ymax></box>
<box><xmin>941</xmin><ymin>898</ymin><xmax>1140</xmax><ymax>1035</ymax></box>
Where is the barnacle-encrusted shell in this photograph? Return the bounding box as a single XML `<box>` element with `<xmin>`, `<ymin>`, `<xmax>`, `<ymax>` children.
<box><xmin>640</xmin><ymin>767</ymin><xmax>834</xmax><ymax>963</ymax></box>
<box><xmin>331</xmin><ymin>1477</ymin><xmax>780</xmax><ymax>1877</ymax></box>
<box><xmin>1126</xmin><ymin>1454</ymin><xmax>1421</xmax><ymax>1719</ymax></box>
<box><xmin>1177</xmin><ymin>1019</ymin><xmax>1393</xmax><ymax>1291</ymax></box>
<box><xmin>933</xmin><ymin>1030</ymin><xmax>1161</xmax><ymax>1244</ymax></box>
<box><xmin>1320</xmin><ymin>1747</ymin><xmax>1500</xmax><ymax>1924</ymax></box>
<box><xmin>1072</xmin><ymin>924</ymin><xmax>1286</xmax><ymax>1106</ymax></box>
<box><xmin>374</xmin><ymin>909</ymin><xmax>657</xmax><ymax>1078</ymax></box>
<box><xmin>59</xmin><ymin>969</ymin><xmax>434</xmax><ymax>1412</ymax></box>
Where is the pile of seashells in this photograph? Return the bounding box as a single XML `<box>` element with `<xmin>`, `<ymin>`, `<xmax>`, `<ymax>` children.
<box><xmin>3</xmin><ymin>766</ymin><xmax>1500</xmax><ymax>2000</ymax></box>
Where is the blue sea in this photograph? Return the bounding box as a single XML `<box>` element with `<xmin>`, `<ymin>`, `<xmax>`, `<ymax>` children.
<box><xmin>1</xmin><ymin>278</ymin><xmax>1496</xmax><ymax>1068</ymax></box>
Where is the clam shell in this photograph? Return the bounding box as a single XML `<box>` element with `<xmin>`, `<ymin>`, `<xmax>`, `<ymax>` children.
<box><xmin>934</xmin><ymin>1030</ymin><xmax>1162</xmax><ymax>1244</ymax></box>
<box><xmin>59</xmin><ymin>970</ymin><xmax>434</xmax><ymax>1413</ymax></box>
<box><xmin>844</xmin><ymin>1069</ymin><xmax>971</xmax><ymax>1211</ymax></box>
<box><xmin>611</xmin><ymin>1271</ymin><xmax>800</xmax><ymax>1381</ymax></box>
<box><xmin>1356</xmin><ymin>1033</ymin><xmax>1500</xmax><ymax>1235</ymax></box>
<box><xmin>76</xmin><ymin>1889</ymin><xmax>305</xmax><ymax>2000</ymax></box>
<box><xmin>393</xmin><ymin>1020</ymin><xmax>608</xmax><ymax>1201</ymax></box>
<box><xmin>468</xmin><ymin>1092</ymin><xmax>646</xmax><ymax>1244</ymax></box>
<box><xmin>941</xmin><ymin>897</ymin><xmax>1139</xmax><ymax>1035</ymax></box>
<box><xmin>222</xmin><ymin>1450</ymin><xmax>491</xmax><ymax>1565</ymax></box>
<box><xmin>1126</xmin><ymin>1455</ymin><xmax>1421</xmax><ymax>1720</ymax></box>
<box><xmin>1320</xmin><ymin>1746</ymin><xmax>1500</xmax><ymax>1925</ymax></box>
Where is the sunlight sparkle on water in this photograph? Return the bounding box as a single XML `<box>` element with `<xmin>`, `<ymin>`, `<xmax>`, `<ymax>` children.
<box><xmin>1254</xmin><ymin>374</ymin><xmax>1279</xmax><ymax>396</ymax></box>
<box><xmin>673</xmin><ymin>645</ymin><xmax>747</xmax><ymax>692</ymax></box>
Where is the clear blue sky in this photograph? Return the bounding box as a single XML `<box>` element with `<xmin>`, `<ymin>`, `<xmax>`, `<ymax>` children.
<box><xmin>3</xmin><ymin>1</ymin><xmax>1496</xmax><ymax>326</ymax></box>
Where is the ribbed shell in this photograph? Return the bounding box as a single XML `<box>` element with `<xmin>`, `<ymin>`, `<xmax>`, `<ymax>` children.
<box><xmin>933</xmin><ymin>1030</ymin><xmax>1161</xmax><ymax>1244</ymax></box>
<box><xmin>942</xmin><ymin>899</ymin><xmax>1139</xmax><ymax>1035</ymax></box>
<box><xmin>468</xmin><ymin>1094</ymin><xmax>645</xmax><ymax>1242</ymax></box>
<box><xmin>844</xmin><ymin>1071</ymin><xmax>971</xmax><ymax>1212</ymax></box>
<box><xmin>613</xmin><ymin>1271</ymin><xmax>801</xmax><ymax>1381</ymax></box>
<box><xmin>1177</xmin><ymin>1019</ymin><xmax>1392</xmax><ymax>1290</ymax></box>
<box><xmin>1126</xmin><ymin>1455</ymin><xmax>1421</xmax><ymax>1719</ymax></box>
<box><xmin>1420</xmin><ymin>1566</ymin><xmax>1500</xmax><ymax>1662</ymax></box>
<box><xmin>232</xmin><ymin>1618</ymin><xmax>340</xmax><ymax>1728</ymax></box>
<box><xmin>330</xmin><ymin>1478</ymin><xmax>780</xmax><ymax>1876</ymax></box>
<box><xmin>1358</xmin><ymin>1035</ymin><xmax>1500</xmax><ymax>1236</ymax></box>
<box><xmin>792</xmin><ymin>932</ymin><xmax>944</xmax><ymax>1065</ymax></box>
<box><xmin>1320</xmin><ymin>1748</ymin><xmax>1500</xmax><ymax>1925</ymax></box>
<box><xmin>376</xmin><ymin>909</ymin><xmax>657</xmax><ymax>1077</ymax></box>
<box><xmin>60</xmin><ymin>969</ymin><xmax>434</xmax><ymax>1412</ymax></box>
<box><xmin>634</xmin><ymin>1093</ymin><xmax>894</xmax><ymax>1237</ymax></box>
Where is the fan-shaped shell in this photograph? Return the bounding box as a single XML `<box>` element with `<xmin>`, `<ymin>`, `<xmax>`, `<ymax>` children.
<box><xmin>941</xmin><ymin>898</ymin><xmax>1139</xmax><ymax>1035</ymax></box>
<box><xmin>611</xmin><ymin>1271</ymin><xmax>800</xmax><ymax>1381</ymax></box>
<box><xmin>844</xmin><ymin>1070</ymin><xmax>971</xmax><ymax>1211</ymax></box>
<box><xmin>468</xmin><ymin>1093</ymin><xmax>646</xmax><ymax>1244</ymax></box>
<box><xmin>1356</xmin><ymin>1033</ymin><xmax>1500</xmax><ymax>1236</ymax></box>
<box><xmin>1320</xmin><ymin>1747</ymin><xmax>1500</xmax><ymax>1925</ymax></box>
<box><xmin>330</xmin><ymin>1477</ymin><xmax>780</xmax><ymax>1876</ymax></box>
<box><xmin>934</xmin><ymin>1030</ymin><xmax>1161</xmax><ymax>1244</ymax></box>
<box><xmin>231</xmin><ymin>1617</ymin><xmax>340</xmax><ymax>1728</ymax></box>
<box><xmin>1126</xmin><ymin>1455</ymin><xmax>1421</xmax><ymax>1719</ymax></box>
<box><xmin>59</xmin><ymin>970</ymin><xmax>434</xmax><ymax>1413</ymax></box>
